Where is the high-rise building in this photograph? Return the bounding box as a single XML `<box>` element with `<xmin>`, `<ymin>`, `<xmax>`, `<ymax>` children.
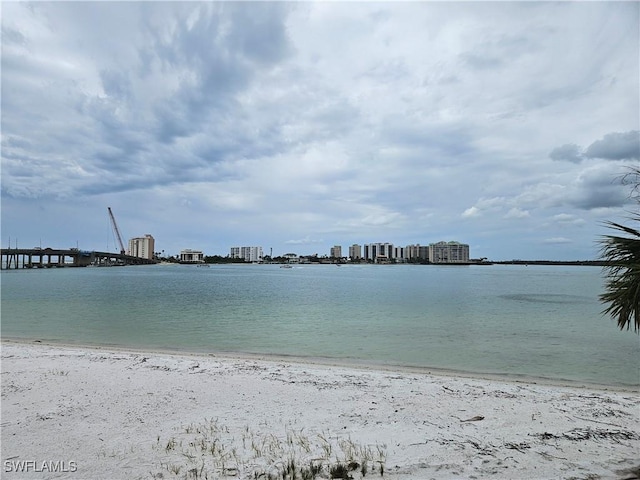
<box><xmin>348</xmin><ymin>244</ymin><xmax>362</xmax><ymax>260</ymax></box>
<box><xmin>230</xmin><ymin>246</ymin><xmax>263</xmax><ymax>262</ymax></box>
<box><xmin>406</xmin><ymin>244</ymin><xmax>429</xmax><ymax>261</ymax></box>
<box><xmin>128</xmin><ymin>234</ymin><xmax>155</xmax><ymax>260</ymax></box>
<box><xmin>428</xmin><ymin>241</ymin><xmax>469</xmax><ymax>263</ymax></box>
<box><xmin>330</xmin><ymin>245</ymin><xmax>342</xmax><ymax>258</ymax></box>
<box><xmin>364</xmin><ymin>243</ymin><xmax>394</xmax><ymax>262</ymax></box>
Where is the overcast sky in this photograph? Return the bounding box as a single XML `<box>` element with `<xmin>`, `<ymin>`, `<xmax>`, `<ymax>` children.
<box><xmin>2</xmin><ymin>1</ymin><xmax>639</xmax><ymax>260</ymax></box>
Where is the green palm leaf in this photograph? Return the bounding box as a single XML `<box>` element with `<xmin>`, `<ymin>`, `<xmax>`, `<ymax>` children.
<box><xmin>599</xmin><ymin>215</ymin><xmax>640</xmax><ymax>332</ymax></box>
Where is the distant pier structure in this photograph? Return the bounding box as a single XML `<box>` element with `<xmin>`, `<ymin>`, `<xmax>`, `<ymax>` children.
<box><xmin>0</xmin><ymin>248</ymin><xmax>157</xmax><ymax>270</ymax></box>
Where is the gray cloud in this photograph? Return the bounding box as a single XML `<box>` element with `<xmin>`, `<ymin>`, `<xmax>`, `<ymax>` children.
<box><xmin>141</xmin><ymin>4</ymin><xmax>292</xmax><ymax>145</ymax></box>
<box><xmin>99</xmin><ymin>69</ymin><xmax>133</xmax><ymax>102</ymax></box>
<box><xmin>568</xmin><ymin>164</ymin><xmax>631</xmax><ymax>210</ymax></box>
<box><xmin>1</xmin><ymin>2</ymin><xmax>295</xmax><ymax>200</ymax></box>
<box><xmin>549</xmin><ymin>131</ymin><xmax>640</xmax><ymax>164</ymax></box>
<box><xmin>584</xmin><ymin>131</ymin><xmax>640</xmax><ymax>160</ymax></box>
<box><xmin>1</xmin><ymin>25</ymin><xmax>26</xmax><ymax>46</ymax></box>
<box><xmin>549</xmin><ymin>144</ymin><xmax>583</xmax><ymax>163</ymax></box>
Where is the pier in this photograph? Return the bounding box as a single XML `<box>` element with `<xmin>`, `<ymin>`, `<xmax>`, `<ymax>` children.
<box><xmin>0</xmin><ymin>248</ymin><xmax>157</xmax><ymax>270</ymax></box>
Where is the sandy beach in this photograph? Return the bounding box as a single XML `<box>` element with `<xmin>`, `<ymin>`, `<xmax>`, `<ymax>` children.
<box><xmin>1</xmin><ymin>341</ymin><xmax>639</xmax><ymax>479</ymax></box>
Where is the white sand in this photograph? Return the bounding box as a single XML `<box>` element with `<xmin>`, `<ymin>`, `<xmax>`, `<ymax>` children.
<box><xmin>1</xmin><ymin>341</ymin><xmax>639</xmax><ymax>480</ymax></box>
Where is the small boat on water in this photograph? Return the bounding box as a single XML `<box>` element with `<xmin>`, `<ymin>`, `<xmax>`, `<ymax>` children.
<box><xmin>280</xmin><ymin>264</ymin><xmax>293</xmax><ymax>269</ymax></box>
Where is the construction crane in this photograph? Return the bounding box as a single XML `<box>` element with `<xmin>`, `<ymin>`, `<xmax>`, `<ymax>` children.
<box><xmin>107</xmin><ymin>207</ymin><xmax>126</xmax><ymax>254</ymax></box>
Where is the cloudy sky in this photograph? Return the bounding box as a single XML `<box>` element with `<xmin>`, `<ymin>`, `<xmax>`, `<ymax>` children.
<box><xmin>2</xmin><ymin>1</ymin><xmax>638</xmax><ymax>260</ymax></box>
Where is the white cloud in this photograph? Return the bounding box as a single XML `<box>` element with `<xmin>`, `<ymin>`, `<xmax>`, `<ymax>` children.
<box><xmin>462</xmin><ymin>206</ymin><xmax>481</xmax><ymax>218</ymax></box>
<box><xmin>551</xmin><ymin>213</ymin><xmax>587</xmax><ymax>227</ymax></box>
<box><xmin>461</xmin><ymin>197</ymin><xmax>509</xmax><ymax>218</ymax></box>
<box><xmin>284</xmin><ymin>236</ymin><xmax>324</xmax><ymax>245</ymax></box>
<box><xmin>504</xmin><ymin>208</ymin><xmax>530</xmax><ymax>219</ymax></box>
<box><xmin>543</xmin><ymin>237</ymin><xmax>573</xmax><ymax>245</ymax></box>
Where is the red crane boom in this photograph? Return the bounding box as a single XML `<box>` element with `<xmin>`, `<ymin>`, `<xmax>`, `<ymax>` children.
<box><xmin>107</xmin><ymin>207</ymin><xmax>126</xmax><ymax>254</ymax></box>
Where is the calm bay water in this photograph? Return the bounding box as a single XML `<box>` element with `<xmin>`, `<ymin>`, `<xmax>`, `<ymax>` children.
<box><xmin>1</xmin><ymin>264</ymin><xmax>638</xmax><ymax>386</ymax></box>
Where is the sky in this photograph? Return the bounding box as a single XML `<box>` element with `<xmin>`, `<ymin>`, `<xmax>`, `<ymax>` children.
<box><xmin>1</xmin><ymin>1</ymin><xmax>639</xmax><ymax>260</ymax></box>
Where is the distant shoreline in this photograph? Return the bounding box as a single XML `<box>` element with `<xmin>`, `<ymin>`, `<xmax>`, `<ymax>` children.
<box><xmin>490</xmin><ymin>260</ymin><xmax>608</xmax><ymax>266</ymax></box>
<box><xmin>187</xmin><ymin>260</ymin><xmax>610</xmax><ymax>266</ymax></box>
<box><xmin>1</xmin><ymin>247</ymin><xmax>609</xmax><ymax>268</ymax></box>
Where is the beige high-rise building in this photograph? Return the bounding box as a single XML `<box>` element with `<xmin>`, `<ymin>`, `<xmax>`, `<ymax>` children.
<box><xmin>428</xmin><ymin>241</ymin><xmax>469</xmax><ymax>263</ymax></box>
<box><xmin>406</xmin><ymin>244</ymin><xmax>429</xmax><ymax>261</ymax></box>
<box><xmin>330</xmin><ymin>245</ymin><xmax>342</xmax><ymax>258</ymax></box>
<box><xmin>128</xmin><ymin>234</ymin><xmax>155</xmax><ymax>260</ymax></box>
<box><xmin>348</xmin><ymin>244</ymin><xmax>362</xmax><ymax>260</ymax></box>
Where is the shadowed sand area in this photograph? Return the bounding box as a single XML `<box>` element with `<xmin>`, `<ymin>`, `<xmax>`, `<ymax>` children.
<box><xmin>1</xmin><ymin>341</ymin><xmax>639</xmax><ymax>479</ymax></box>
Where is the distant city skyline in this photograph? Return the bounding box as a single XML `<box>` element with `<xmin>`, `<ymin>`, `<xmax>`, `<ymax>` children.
<box><xmin>2</xmin><ymin>2</ymin><xmax>638</xmax><ymax>261</ymax></box>
<box><xmin>167</xmin><ymin>240</ymin><xmax>470</xmax><ymax>265</ymax></box>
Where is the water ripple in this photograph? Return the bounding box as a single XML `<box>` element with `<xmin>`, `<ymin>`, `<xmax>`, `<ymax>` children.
<box><xmin>499</xmin><ymin>293</ymin><xmax>590</xmax><ymax>304</ymax></box>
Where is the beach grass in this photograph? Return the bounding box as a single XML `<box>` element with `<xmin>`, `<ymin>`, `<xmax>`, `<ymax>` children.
<box><xmin>152</xmin><ymin>419</ymin><xmax>386</xmax><ymax>479</ymax></box>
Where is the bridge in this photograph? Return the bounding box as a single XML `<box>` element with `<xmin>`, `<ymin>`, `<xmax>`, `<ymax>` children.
<box><xmin>0</xmin><ymin>248</ymin><xmax>157</xmax><ymax>270</ymax></box>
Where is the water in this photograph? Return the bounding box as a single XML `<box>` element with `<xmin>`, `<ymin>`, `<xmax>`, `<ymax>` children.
<box><xmin>1</xmin><ymin>264</ymin><xmax>638</xmax><ymax>386</ymax></box>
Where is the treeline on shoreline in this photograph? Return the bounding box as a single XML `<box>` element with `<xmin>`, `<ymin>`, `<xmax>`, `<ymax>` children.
<box><xmin>492</xmin><ymin>260</ymin><xmax>608</xmax><ymax>266</ymax></box>
<box><xmin>159</xmin><ymin>255</ymin><xmax>608</xmax><ymax>266</ymax></box>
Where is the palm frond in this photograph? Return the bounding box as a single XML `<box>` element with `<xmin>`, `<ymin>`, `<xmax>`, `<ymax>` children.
<box><xmin>599</xmin><ymin>215</ymin><xmax>640</xmax><ymax>332</ymax></box>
